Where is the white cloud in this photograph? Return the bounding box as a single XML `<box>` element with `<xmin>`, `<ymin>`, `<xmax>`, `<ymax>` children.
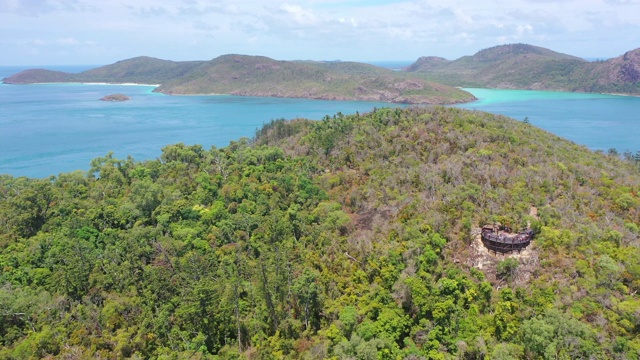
<box><xmin>57</xmin><ymin>37</ymin><xmax>79</xmax><ymax>46</ymax></box>
<box><xmin>516</xmin><ymin>24</ymin><xmax>534</xmax><ymax>37</ymax></box>
<box><xmin>280</xmin><ymin>3</ymin><xmax>318</xmax><ymax>24</ymax></box>
<box><xmin>1</xmin><ymin>0</ymin><xmax>640</xmax><ymax>64</ymax></box>
<box><xmin>338</xmin><ymin>17</ymin><xmax>358</xmax><ymax>27</ymax></box>
<box><xmin>0</xmin><ymin>0</ymin><xmax>55</xmax><ymax>16</ymax></box>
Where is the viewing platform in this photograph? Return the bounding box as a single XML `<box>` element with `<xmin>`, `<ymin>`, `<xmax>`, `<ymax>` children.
<box><xmin>480</xmin><ymin>225</ymin><xmax>534</xmax><ymax>253</ymax></box>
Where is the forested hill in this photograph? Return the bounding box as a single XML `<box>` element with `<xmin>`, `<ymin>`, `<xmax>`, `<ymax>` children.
<box><xmin>1</xmin><ymin>55</ymin><xmax>474</xmax><ymax>104</ymax></box>
<box><xmin>405</xmin><ymin>43</ymin><xmax>640</xmax><ymax>95</ymax></box>
<box><xmin>2</xmin><ymin>107</ymin><xmax>640</xmax><ymax>358</ymax></box>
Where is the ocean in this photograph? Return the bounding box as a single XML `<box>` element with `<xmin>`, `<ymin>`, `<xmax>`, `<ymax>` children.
<box><xmin>456</xmin><ymin>88</ymin><xmax>640</xmax><ymax>153</ymax></box>
<box><xmin>0</xmin><ymin>66</ymin><xmax>402</xmax><ymax>178</ymax></box>
<box><xmin>1</xmin><ymin>65</ymin><xmax>639</xmax><ymax>178</ymax></box>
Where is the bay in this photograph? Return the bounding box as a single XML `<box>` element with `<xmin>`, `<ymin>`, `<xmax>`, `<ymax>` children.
<box><xmin>0</xmin><ymin>68</ymin><xmax>399</xmax><ymax>178</ymax></box>
<box><xmin>457</xmin><ymin>88</ymin><xmax>640</xmax><ymax>153</ymax></box>
<box><xmin>1</xmin><ymin>65</ymin><xmax>639</xmax><ymax>178</ymax></box>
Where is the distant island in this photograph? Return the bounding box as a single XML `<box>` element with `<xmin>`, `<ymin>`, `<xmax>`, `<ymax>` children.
<box><xmin>404</xmin><ymin>43</ymin><xmax>640</xmax><ymax>95</ymax></box>
<box><xmin>6</xmin><ymin>44</ymin><xmax>639</xmax><ymax>103</ymax></box>
<box><xmin>1</xmin><ymin>55</ymin><xmax>475</xmax><ymax>105</ymax></box>
<box><xmin>100</xmin><ymin>94</ymin><xmax>130</xmax><ymax>102</ymax></box>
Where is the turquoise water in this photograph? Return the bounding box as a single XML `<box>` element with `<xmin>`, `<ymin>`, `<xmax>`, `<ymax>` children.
<box><xmin>0</xmin><ymin>66</ymin><xmax>400</xmax><ymax>178</ymax></box>
<box><xmin>457</xmin><ymin>88</ymin><xmax>640</xmax><ymax>152</ymax></box>
<box><xmin>1</xmin><ymin>66</ymin><xmax>639</xmax><ymax>178</ymax></box>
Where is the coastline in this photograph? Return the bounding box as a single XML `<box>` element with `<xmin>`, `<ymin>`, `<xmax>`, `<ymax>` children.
<box><xmin>1</xmin><ymin>79</ymin><xmax>160</xmax><ymax>87</ymax></box>
<box><xmin>28</xmin><ymin>82</ymin><xmax>160</xmax><ymax>87</ymax></box>
<box><xmin>462</xmin><ymin>86</ymin><xmax>637</xmax><ymax>99</ymax></box>
<box><xmin>86</xmin><ymin>82</ymin><xmax>160</xmax><ymax>87</ymax></box>
<box><xmin>2</xmin><ymin>79</ymin><xmax>467</xmax><ymax>104</ymax></box>
<box><xmin>460</xmin><ymin>87</ymin><xmax>626</xmax><ymax>106</ymax></box>
<box><xmin>6</xmin><ymin>80</ymin><xmax>635</xmax><ymax>100</ymax></box>
<box><xmin>161</xmin><ymin>92</ymin><xmax>228</xmax><ymax>96</ymax></box>
<box><xmin>158</xmin><ymin>90</ymin><xmax>471</xmax><ymax>105</ymax></box>
<box><xmin>603</xmin><ymin>92</ymin><xmax>640</xmax><ymax>98</ymax></box>
<box><xmin>1</xmin><ymin>84</ymin><xmax>638</xmax><ymax>177</ymax></box>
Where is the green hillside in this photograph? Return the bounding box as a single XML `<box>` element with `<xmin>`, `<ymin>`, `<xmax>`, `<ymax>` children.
<box><xmin>77</xmin><ymin>56</ymin><xmax>206</xmax><ymax>84</ymax></box>
<box><xmin>2</xmin><ymin>55</ymin><xmax>474</xmax><ymax>104</ymax></box>
<box><xmin>406</xmin><ymin>43</ymin><xmax>640</xmax><ymax>94</ymax></box>
<box><xmin>1</xmin><ymin>107</ymin><xmax>639</xmax><ymax>359</ymax></box>
<box><xmin>1</xmin><ymin>69</ymin><xmax>74</xmax><ymax>84</ymax></box>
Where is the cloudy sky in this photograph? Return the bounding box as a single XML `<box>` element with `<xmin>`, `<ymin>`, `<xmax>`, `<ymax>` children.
<box><xmin>1</xmin><ymin>0</ymin><xmax>639</xmax><ymax>65</ymax></box>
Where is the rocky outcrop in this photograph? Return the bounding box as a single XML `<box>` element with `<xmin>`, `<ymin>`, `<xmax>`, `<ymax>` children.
<box><xmin>100</xmin><ymin>94</ymin><xmax>130</xmax><ymax>102</ymax></box>
<box><xmin>597</xmin><ymin>48</ymin><xmax>640</xmax><ymax>84</ymax></box>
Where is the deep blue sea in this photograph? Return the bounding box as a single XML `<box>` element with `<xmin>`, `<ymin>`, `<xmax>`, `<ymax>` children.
<box><xmin>1</xmin><ymin>65</ymin><xmax>639</xmax><ymax>178</ymax></box>
<box><xmin>0</xmin><ymin>65</ymin><xmax>403</xmax><ymax>178</ymax></box>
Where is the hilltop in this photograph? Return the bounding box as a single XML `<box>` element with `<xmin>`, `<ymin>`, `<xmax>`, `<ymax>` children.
<box><xmin>405</xmin><ymin>43</ymin><xmax>640</xmax><ymax>94</ymax></box>
<box><xmin>2</xmin><ymin>55</ymin><xmax>474</xmax><ymax>104</ymax></box>
<box><xmin>8</xmin><ymin>45</ymin><xmax>639</xmax><ymax>98</ymax></box>
<box><xmin>1</xmin><ymin>106</ymin><xmax>639</xmax><ymax>358</ymax></box>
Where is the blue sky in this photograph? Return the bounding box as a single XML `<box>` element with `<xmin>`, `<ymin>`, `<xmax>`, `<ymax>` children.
<box><xmin>1</xmin><ymin>0</ymin><xmax>639</xmax><ymax>65</ymax></box>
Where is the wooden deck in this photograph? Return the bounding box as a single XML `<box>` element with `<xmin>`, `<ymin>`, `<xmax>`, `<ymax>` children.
<box><xmin>480</xmin><ymin>226</ymin><xmax>534</xmax><ymax>253</ymax></box>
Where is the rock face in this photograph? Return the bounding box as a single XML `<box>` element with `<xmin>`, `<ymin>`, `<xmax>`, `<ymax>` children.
<box><xmin>100</xmin><ymin>94</ymin><xmax>130</xmax><ymax>102</ymax></box>
<box><xmin>597</xmin><ymin>48</ymin><xmax>640</xmax><ymax>84</ymax></box>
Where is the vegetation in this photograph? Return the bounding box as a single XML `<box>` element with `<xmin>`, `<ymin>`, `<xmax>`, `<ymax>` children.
<box><xmin>2</xmin><ymin>55</ymin><xmax>475</xmax><ymax>105</ymax></box>
<box><xmin>100</xmin><ymin>94</ymin><xmax>130</xmax><ymax>102</ymax></box>
<box><xmin>8</xmin><ymin>44</ymin><xmax>640</xmax><ymax>100</ymax></box>
<box><xmin>405</xmin><ymin>43</ymin><xmax>640</xmax><ymax>95</ymax></box>
<box><xmin>1</xmin><ymin>107</ymin><xmax>639</xmax><ymax>359</ymax></box>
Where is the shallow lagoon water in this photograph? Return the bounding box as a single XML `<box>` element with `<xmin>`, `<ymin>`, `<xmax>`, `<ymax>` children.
<box><xmin>1</xmin><ymin>65</ymin><xmax>639</xmax><ymax>178</ymax></box>
<box><xmin>457</xmin><ymin>88</ymin><xmax>639</xmax><ymax>152</ymax></box>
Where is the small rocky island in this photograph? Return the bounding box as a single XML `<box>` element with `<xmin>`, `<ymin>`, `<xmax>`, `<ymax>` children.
<box><xmin>100</xmin><ymin>94</ymin><xmax>130</xmax><ymax>102</ymax></box>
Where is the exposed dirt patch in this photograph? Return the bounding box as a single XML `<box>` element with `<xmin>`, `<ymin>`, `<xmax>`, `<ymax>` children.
<box><xmin>352</xmin><ymin>208</ymin><xmax>392</xmax><ymax>231</ymax></box>
<box><xmin>465</xmin><ymin>206</ymin><xmax>541</xmax><ymax>286</ymax></box>
<box><xmin>393</xmin><ymin>79</ymin><xmax>425</xmax><ymax>91</ymax></box>
<box><xmin>466</xmin><ymin>227</ymin><xmax>539</xmax><ymax>285</ymax></box>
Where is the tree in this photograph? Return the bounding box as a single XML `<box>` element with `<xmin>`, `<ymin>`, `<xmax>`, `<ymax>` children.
<box><xmin>496</xmin><ymin>258</ymin><xmax>519</xmax><ymax>282</ymax></box>
<box><xmin>520</xmin><ymin>310</ymin><xmax>599</xmax><ymax>359</ymax></box>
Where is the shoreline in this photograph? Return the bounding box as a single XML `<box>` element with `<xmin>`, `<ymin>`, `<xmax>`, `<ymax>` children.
<box><xmin>603</xmin><ymin>92</ymin><xmax>640</xmax><ymax>98</ymax></box>
<box><xmin>2</xmin><ymin>81</ymin><xmax>160</xmax><ymax>87</ymax></box>
<box><xmin>83</xmin><ymin>82</ymin><xmax>161</xmax><ymax>87</ymax></box>
<box><xmin>6</xmin><ymin>81</ymin><xmax>636</xmax><ymax>99</ymax></box>
<box><xmin>159</xmin><ymin>91</ymin><xmax>469</xmax><ymax>105</ymax></box>
<box><xmin>1</xmin><ymin>84</ymin><xmax>637</xmax><ymax>177</ymax></box>
<box><xmin>3</xmin><ymin>80</ymin><xmax>463</xmax><ymax>104</ymax></box>
<box><xmin>162</xmin><ymin>92</ymin><xmax>228</xmax><ymax>96</ymax></box>
<box><xmin>462</xmin><ymin>86</ymin><xmax>639</xmax><ymax>99</ymax></box>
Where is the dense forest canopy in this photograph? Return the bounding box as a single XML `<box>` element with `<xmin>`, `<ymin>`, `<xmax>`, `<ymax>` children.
<box><xmin>1</xmin><ymin>107</ymin><xmax>640</xmax><ymax>359</ymax></box>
